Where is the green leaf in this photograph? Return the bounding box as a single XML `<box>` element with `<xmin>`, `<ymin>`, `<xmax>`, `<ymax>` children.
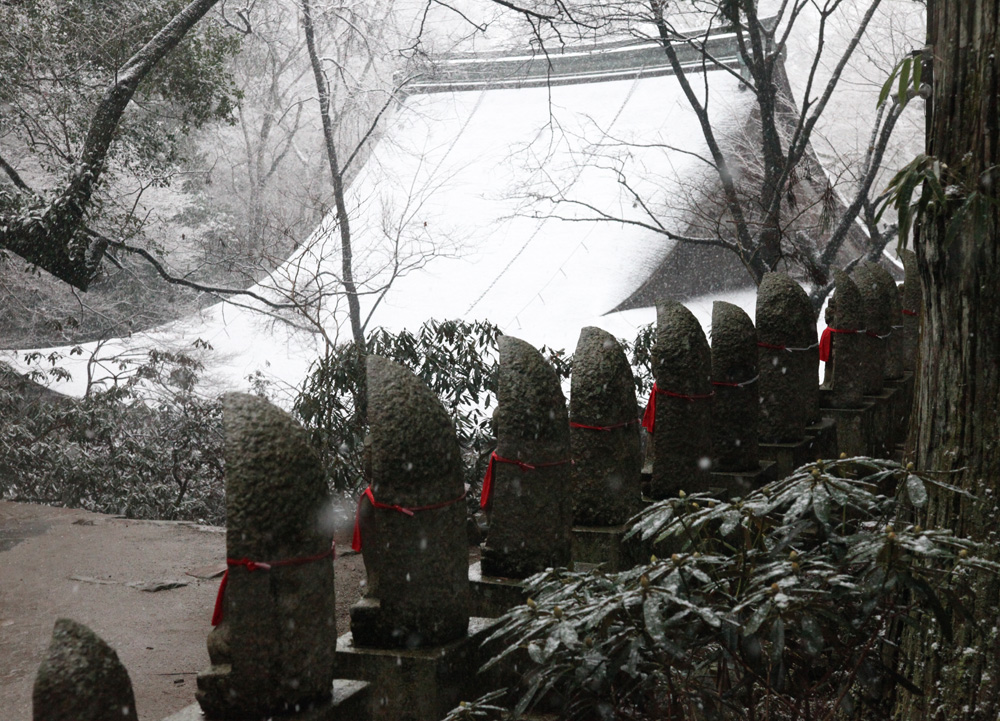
<box><xmin>878</xmin><ymin>64</ymin><xmax>899</xmax><ymax>107</ymax></box>
<box><xmin>897</xmin><ymin>57</ymin><xmax>911</xmax><ymax>107</ymax></box>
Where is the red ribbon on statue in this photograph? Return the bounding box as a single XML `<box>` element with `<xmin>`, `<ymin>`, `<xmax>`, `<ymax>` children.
<box><xmin>640</xmin><ymin>383</ymin><xmax>715</xmax><ymax>434</ymax></box>
<box><xmin>480</xmin><ymin>452</ymin><xmax>575</xmax><ymax>509</ymax></box>
<box><xmin>818</xmin><ymin>327</ymin><xmax>865</xmax><ymax>363</ymax></box>
<box><xmin>211</xmin><ymin>548</ymin><xmax>334</xmax><ymax>626</ymax></box>
<box><xmin>351</xmin><ymin>485</ymin><xmax>468</xmax><ymax>552</ymax></box>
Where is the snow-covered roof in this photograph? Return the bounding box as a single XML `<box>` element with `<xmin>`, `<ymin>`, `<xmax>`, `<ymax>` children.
<box><xmin>2</xmin><ymin>2</ymin><xmax>925</xmax><ymax>400</ymax></box>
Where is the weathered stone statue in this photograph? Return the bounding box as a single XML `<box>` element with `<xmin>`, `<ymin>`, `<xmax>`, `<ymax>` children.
<box><xmin>33</xmin><ymin>619</ymin><xmax>137</xmax><ymax>721</ymax></box>
<box><xmin>482</xmin><ymin>335</ymin><xmax>573</xmax><ymax>577</ymax></box>
<box><xmin>822</xmin><ymin>271</ymin><xmax>866</xmax><ymax>409</ymax></box>
<box><xmin>756</xmin><ymin>272</ymin><xmax>819</xmax><ymax>441</ymax></box>
<box><xmin>899</xmin><ymin>249</ymin><xmax>922</xmax><ymax>371</ymax></box>
<box><xmin>569</xmin><ymin>327</ymin><xmax>641</xmax><ymax>526</ymax></box>
<box><xmin>197</xmin><ymin>393</ymin><xmax>336</xmax><ymax>719</ymax></box>
<box><xmin>647</xmin><ymin>301</ymin><xmax>713</xmax><ymax>498</ymax></box>
<box><xmin>852</xmin><ymin>263</ymin><xmax>890</xmax><ymax>395</ymax></box>
<box><xmin>710</xmin><ymin>301</ymin><xmax>759</xmax><ymax>471</ymax></box>
<box><xmin>867</xmin><ymin>262</ymin><xmax>904</xmax><ymax>379</ymax></box>
<box><xmin>350</xmin><ymin>356</ymin><xmax>469</xmax><ymax>648</ymax></box>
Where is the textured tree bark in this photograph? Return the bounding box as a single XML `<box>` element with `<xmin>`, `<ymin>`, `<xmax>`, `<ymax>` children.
<box><xmin>895</xmin><ymin>2</ymin><xmax>1000</xmax><ymax>719</ymax></box>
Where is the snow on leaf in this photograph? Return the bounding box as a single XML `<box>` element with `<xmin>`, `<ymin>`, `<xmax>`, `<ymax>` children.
<box><xmin>906</xmin><ymin>474</ymin><xmax>928</xmax><ymax>507</ymax></box>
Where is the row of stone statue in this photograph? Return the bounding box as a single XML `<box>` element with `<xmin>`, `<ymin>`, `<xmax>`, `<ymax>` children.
<box><xmin>484</xmin><ymin>256</ymin><xmax>921</xmax><ymax>574</ymax></box>
<box><xmin>31</xmin><ymin>257</ymin><xmax>921</xmax><ymax>720</ymax></box>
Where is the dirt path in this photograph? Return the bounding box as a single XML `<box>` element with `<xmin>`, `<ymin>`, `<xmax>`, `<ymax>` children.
<box><xmin>0</xmin><ymin>501</ymin><xmax>368</xmax><ymax>721</ymax></box>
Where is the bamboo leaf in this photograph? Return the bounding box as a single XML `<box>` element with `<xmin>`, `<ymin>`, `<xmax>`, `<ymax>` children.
<box><xmin>898</xmin><ymin>57</ymin><xmax>911</xmax><ymax>107</ymax></box>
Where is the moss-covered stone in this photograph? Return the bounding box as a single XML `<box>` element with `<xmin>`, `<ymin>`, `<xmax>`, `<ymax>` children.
<box><xmin>756</xmin><ymin>272</ymin><xmax>819</xmax><ymax>441</ymax></box>
<box><xmin>711</xmin><ymin>301</ymin><xmax>759</xmax><ymax>471</ymax></box>
<box><xmin>482</xmin><ymin>335</ymin><xmax>572</xmax><ymax>578</ymax></box>
<box><xmin>350</xmin><ymin>356</ymin><xmax>469</xmax><ymax>648</ymax></box>
<box><xmin>569</xmin><ymin>327</ymin><xmax>641</xmax><ymax>526</ymax></box>
<box><xmin>33</xmin><ymin>618</ymin><xmax>137</xmax><ymax>721</ymax></box>
<box><xmin>649</xmin><ymin>301</ymin><xmax>712</xmax><ymax>498</ymax></box>
<box><xmin>196</xmin><ymin>393</ymin><xmax>336</xmax><ymax>719</ymax></box>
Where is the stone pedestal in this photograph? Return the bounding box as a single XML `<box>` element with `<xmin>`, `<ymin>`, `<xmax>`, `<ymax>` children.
<box><xmin>335</xmin><ymin>618</ymin><xmax>500</xmax><ymax>721</ymax></box>
<box><xmin>820</xmin><ymin>392</ymin><xmax>877</xmax><ymax>458</ymax></box>
<box><xmin>572</xmin><ymin>523</ymin><xmax>634</xmax><ymax>571</ymax></box>
<box><xmin>709</xmin><ymin>461</ymin><xmax>779</xmax><ymax>498</ymax></box>
<box><xmin>468</xmin><ymin>561</ymin><xmax>529</xmax><ymax>618</ymax></box>
<box><xmin>163</xmin><ymin>681</ymin><xmax>369</xmax><ymax>721</ymax></box>
<box><xmin>758</xmin><ymin>437</ymin><xmax>821</xmax><ymax>479</ymax></box>
<box><xmin>885</xmin><ymin>372</ymin><xmax>915</xmax><ymax>439</ymax></box>
<box><xmin>865</xmin><ymin>386</ymin><xmax>898</xmax><ymax>457</ymax></box>
<box><xmin>805</xmin><ymin>417</ymin><xmax>839</xmax><ymax>461</ymax></box>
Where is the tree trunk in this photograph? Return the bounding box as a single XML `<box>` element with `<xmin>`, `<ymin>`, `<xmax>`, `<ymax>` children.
<box><xmin>895</xmin><ymin>2</ymin><xmax>1000</xmax><ymax>719</ymax></box>
<box><xmin>300</xmin><ymin>0</ymin><xmax>365</xmax><ymax>351</ymax></box>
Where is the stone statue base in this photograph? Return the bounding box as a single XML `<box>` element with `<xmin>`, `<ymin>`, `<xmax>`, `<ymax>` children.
<box><xmin>335</xmin><ymin>617</ymin><xmax>500</xmax><ymax>721</ymax></box>
<box><xmin>572</xmin><ymin>523</ymin><xmax>637</xmax><ymax>572</ymax></box>
<box><xmin>759</xmin><ymin>435</ymin><xmax>827</xmax><ymax>479</ymax></box>
<box><xmin>864</xmin><ymin>387</ymin><xmax>900</xmax><ymax>457</ymax></box>
<box><xmin>468</xmin><ymin>561</ymin><xmax>530</xmax><ymax>618</ymax></box>
<box><xmin>819</xmin><ymin>395</ymin><xmax>877</xmax><ymax>458</ymax></box>
<box><xmin>163</xmin><ymin>680</ymin><xmax>369</xmax><ymax>721</ymax></box>
<box><xmin>805</xmin><ymin>417</ymin><xmax>839</xmax><ymax>461</ymax></box>
<box><xmin>709</xmin><ymin>460</ymin><xmax>779</xmax><ymax>499</ymax></box>
<box><xmin>884</xmin><ymin>372</ymin><xmax>915</xmax><ymax>447</ymax></box>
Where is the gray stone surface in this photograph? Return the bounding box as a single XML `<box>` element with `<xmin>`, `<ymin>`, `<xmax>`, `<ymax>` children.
<box><xmin>822</xmin><ymin>271</ymin><xmax>866</xmax><ymax>409</ymax></box>
<box><xmin>162</xmin><ymin>681</ymin><xmax>370</xmax><ymax>721</ymax></box>
<box><xmin>710</xmin><ymin>301</ymin><xmax>759</xmax><ymax>471</ymax></box>
<box><xmin>197</xmin><ymin>394</ymin><xmax>336</xmax><ymax>719</ymax></box>
<box><xmin>852</xmin><ymin>263</ymin><xmax>889</xmax><ymax>395</ymax></box>
<box><xmin>868</xmin><ymin>263</ymin><xmax>904</xmax><ymax>380</ymax></box>
<box><xmin>350</xmin><ymin>356</ymin><xmax>469</xmax><ymax>649</ymax></box>
<box><xmin>756</xmin><ymin>272</ymin><xmax>819</xmax><ymax>441</ymax></box>
<box><xmin>336</xmin><ymin>618</ymin><xmax>500</xmax><ymax>721</ymax></box>
<box><xmin>649</xmin><ymin>301</ymin><xmax>713</xmax><ymax>498</ymax></box>
<box><xmin>899</xmin><ymin>249</ymin><xmax>922</xmax><ymax>371</ymax></box>
<box><xmin>569</xmin><ymin>326</ymin><xmax>642</xmax><ymax>526</ymax></box>
<box><xmin>482</xmin><ymin>335</ymin><xmax>573</xmax><ymax>578</ymax></box>
<box><xmin>33</xmin><ymin>618</ymin><xmax>137</xmax><ymax>721</ymax></box>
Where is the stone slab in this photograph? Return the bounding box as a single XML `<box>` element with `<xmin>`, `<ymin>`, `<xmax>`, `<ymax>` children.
<box><xmin>819</xmin><ymin>396</ymin><xmax>877</xmax><ymax>458</ymax></box>
<box><xmin>335</xmin><ymin>618</ymin><xmax>500</xmax><ymax>721</ymax></box>
<box><xmin>161</xmin><ymin>680</ymin><xmax>370</xmax><ymax>721</ymax></box>
<box><xmin>468</xmin><ymin>561</ymin><xmax>529</xmax><ymax>618</ymax></box>
<box><xmin>805</xmin><ymin>417</ymin><xmax>839</xmax><ymax>461</ymax></box>
<box><xmin>759</xmin><ymin>437</ymin><xmax>820</xmax><ymax>479</ymax></box>
<box><xmin>572</xmin><ymin>523</ymin><xmax>633</xmax><ymax>572</ymax></box>
<box><xmin>709</xmin><ymin>460</ymin><xmax>779</xmax><ymax>498</ymax></box>
<box><xmin>864</xmin><ymin>386</ymin><xmax>898</xmax><ymax>458</ymax></box>
<box><xmin>884</xmin><ymin>372</ymin><xmax>915</xmax><ymax>440</ymax></box>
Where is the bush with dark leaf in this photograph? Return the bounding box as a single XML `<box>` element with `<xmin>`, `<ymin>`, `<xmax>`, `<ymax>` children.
<box><xmin>474</xmin><ymin>458</ymin><xmax>998</xmax><ymax>720</ymax></box>
<box><xmin>293</xmin><ymin>319</ymin><xmax>573</xmax><ymax>498</ymax></box>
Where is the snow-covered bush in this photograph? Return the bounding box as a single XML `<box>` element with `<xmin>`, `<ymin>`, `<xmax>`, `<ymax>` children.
<box><xmin>464</xmin><ymin>458</ymin><xmax>998</xmax><ymax>720</ymax></box>
<box><xmin>0</xmin><ymin>349</ymin><xmax>224</xmax><ymax>523</ymax></box>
